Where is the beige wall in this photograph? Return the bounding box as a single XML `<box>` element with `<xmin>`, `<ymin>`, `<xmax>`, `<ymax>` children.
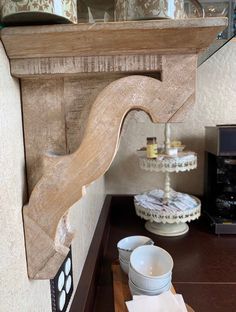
<box><xmin>106</xmin><ymin>39</ymin><xmax>236</xmax><ymax>196</ymax></box>
<box><xmin>0</xmin><ymin>41</ymin><xmax>51</xmax><ymax>311</ymax></box>
<box><xmin>0</xmin><ymin>40</ymin><xmax>106</xmax><ymax>311</ymax></box>
<box><xmin>68</xmin><ymin>178</ymin><xmax>106</xmax><ymax>309</ymax></box>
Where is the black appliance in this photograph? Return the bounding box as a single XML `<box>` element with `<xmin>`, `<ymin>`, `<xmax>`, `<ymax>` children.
<box><xmin>204</xmin><ymin>125</ymin><xmax>236</xmax><ymax>234</ymax></box>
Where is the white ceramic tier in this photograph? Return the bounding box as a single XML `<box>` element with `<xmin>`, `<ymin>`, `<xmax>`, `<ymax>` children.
<box><xmin>134</xmin><ymin>194</ymin><xmax>201</xmax><ymax>237</ymax></box>
<box><xmin>138</xmin><ymin>152</ymin><xmax>197</xmax><ymax>173</ymax></box>
<box><xmin>145</xmin><ymin>221</ymin><xmax>189</xmax><ymax>236</ymax></box>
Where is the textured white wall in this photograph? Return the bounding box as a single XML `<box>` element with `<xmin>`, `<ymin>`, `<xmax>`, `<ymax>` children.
<box><xmin>0</xmin><ymin>40</ymin><xmax>106</xmax><ymax>311</ymax></box>
<box><xmin>106</xmin><ymin>39</ymin><xmax>236</xmax><ymax>196</ymax></box>
<box><xmin>0</xmin><ymin>41</ymin><xmax>52</xmax><ymax>311</ymax></box>
<box><xmin>68</xmin><ymin>178</ymin><xmax>106</xmax><ymax>309</ymax></box>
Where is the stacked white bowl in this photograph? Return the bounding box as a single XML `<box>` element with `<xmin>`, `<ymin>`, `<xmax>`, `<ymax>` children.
<box><xmin>129</xmin><ymin>245</ymin><xmax>173</xmax><ymax>296</ymax></box>
<box><xmin>117</xmin><ymin>236</ymin><xmax>154</xmax><ymax>274</ymax></box>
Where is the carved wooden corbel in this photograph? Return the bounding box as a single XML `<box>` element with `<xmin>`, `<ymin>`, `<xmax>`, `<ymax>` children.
<box><xmin>23</xmin><ymin>55</ymin><xmax>197</xmax><ymax>279</ymax></box>
<box><xmin>1</xmin><ymin>18</ymin><xmax>227</xmax><ymax>279</ymax></box>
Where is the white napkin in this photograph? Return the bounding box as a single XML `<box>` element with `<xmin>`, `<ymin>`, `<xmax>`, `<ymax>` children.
<box><xmin>134</xmin><ymin>189</ymin><xmax>198</xmax><ymax>213</ymax></box>
<box><xmin>126</xmin><ymin>291</ymin><xmax>187</xmax><ymax>312</ymax></box>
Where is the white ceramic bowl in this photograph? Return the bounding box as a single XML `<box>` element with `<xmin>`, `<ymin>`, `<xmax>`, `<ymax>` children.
<box><xmin>128</xmin><ymin>278</ymin><xmax>171</xmax><ymax>296</ymax></box>
<box><xmin>130</xmin><ymin>245</ymin><xmax>173</xmax><ymax>278</ymax></box>
<box><xmin>117</xmin><ymin>236</ymin><xmax>154</xmax><ymax>262</ymax></box>
<box><xmin>129</xmin><ymin>264</ymin><xmax>172</xmax><ymax>291</ymax></box>
<box><xmin>130</xmin><ymin>262</ymin><xmax>172</xmax><ymax>281</ymax></box>
<box><xmin>119</xmin><ymin>257</ymin><xmax>129</xmax><ymax>275</ymax></box>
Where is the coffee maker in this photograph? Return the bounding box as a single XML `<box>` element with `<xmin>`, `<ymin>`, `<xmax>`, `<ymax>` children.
<box><xmin>204</xmin><ymin>125</ymin><xmax>236</xmax><ymax>234</ymax></box>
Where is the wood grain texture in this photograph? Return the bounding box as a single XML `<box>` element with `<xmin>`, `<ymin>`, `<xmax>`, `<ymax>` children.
<box><xmin>64</xmin><ymin>74</ymin><xmax>124</xmax><ymax>153</ymax></box>
<box><xmin>112</xmin><ymin>262</ymin><xmax>131</xmax><ymax>312</ymax></box>
<box><xmin>10</xmin><ymin>55</ymin><xmax>162</xmax><ymax>78</ymax></box>
<box><xmin>23</xmin><ymin>54</ymin><xmax>197</xmax><ymax>279</ymax></box>
<box><xmin>21</xmin><ymin>78</ymin><xmax>67</xmax><ymax>193</ymax></box>
<box><xmin>1</xmin><ymin>18</ymin><xmax>227</xmax><ymax>63</ymax></box>
<box><xmin>22</xmin><ymin>74</ymin><xmax>125</xmax><ymax>193</ymax></box>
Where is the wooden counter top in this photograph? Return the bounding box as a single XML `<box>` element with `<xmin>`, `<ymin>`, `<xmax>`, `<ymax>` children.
<box><xmin>93</xmin><ymin>196</ymin><xmax>236</xmax><ymax>312</ymax></box>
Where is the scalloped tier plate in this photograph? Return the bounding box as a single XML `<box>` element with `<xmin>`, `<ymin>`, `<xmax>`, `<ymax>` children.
<box><xmin>134</xmin><ymin>194</ymin><xmax>201</xmax><ymax>236</ymax></box>
<box><xmin>139</xmin><ymin>151</ymin><xmax>197</xmax><ymax>173</ymax></box>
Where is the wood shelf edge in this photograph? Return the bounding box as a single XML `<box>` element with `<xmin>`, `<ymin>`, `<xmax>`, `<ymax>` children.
<box><xmin>1</xmin><ymin>18</ymin><xmax>228</xmax><ymax>35</ymax></box>
<box><xmin>1</xmin><ymin>18</ymin><xmax>227</xmax><ymax>61</ymax></box>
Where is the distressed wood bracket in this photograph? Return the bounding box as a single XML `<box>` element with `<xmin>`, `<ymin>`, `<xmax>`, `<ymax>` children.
<box><xmin>1</xmin><ymin>18</ymin><xmax>227</xmax><ymax>279</ymax></box>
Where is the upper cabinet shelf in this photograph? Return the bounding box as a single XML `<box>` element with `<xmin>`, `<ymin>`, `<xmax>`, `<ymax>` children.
<box><xmin>1</xmin><ymin>18</ymin><xmax>227</xmax><ymax>67</ymax></box>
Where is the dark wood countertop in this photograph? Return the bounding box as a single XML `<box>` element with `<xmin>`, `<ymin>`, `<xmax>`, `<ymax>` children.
<box><xmin>94</xmin><ymin>196</ymin><xmax>236</xmax><ymax>312</ymax></box>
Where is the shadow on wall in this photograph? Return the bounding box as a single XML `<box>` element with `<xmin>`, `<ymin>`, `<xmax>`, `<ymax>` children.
<box><xmin>104</xmin><ymin>40</ymin><xmax>236</xmax><ymax>196</ymax></box>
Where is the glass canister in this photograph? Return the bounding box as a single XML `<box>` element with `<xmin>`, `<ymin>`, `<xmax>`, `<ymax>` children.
<box><xmin>146</xmin><ymin>137</ymin><xmax>157</xmax><ymax>159</ymax></box>
<box><xmin>114</xmin><ymin>0</ymin><xmax>204</xmax><ymax>21</ymax></box>
<box><xmin>1</xmin><ymin>0</ymin><xmax>77</xmax><ymax>25</ymax></box>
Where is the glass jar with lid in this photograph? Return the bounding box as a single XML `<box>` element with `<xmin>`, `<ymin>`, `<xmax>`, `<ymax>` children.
<box><xmin>146</xmin><ymin>137</ymin><xmax>157</xmax><ymax>159</ymax></box>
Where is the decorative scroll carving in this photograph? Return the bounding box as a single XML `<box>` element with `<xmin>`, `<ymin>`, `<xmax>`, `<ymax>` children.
<box><xmin>23</xmin><ymin>54</ymin><xmax>197</xmax><ymax>279</ymax></box>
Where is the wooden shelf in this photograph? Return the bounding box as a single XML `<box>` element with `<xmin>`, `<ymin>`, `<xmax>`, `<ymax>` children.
<box><xmin>0</xmin><ymin>18</ymin><xmax>228</xmax><ymax>77</ymax></box>
<box><xmin>1</xmin><ymin>18</ymin><xmax>228</xmax><ymax>58</ymax></box>
<box><xmin>1</xmin><ymin>18</ymin><xmax>228</xmax><ymax>280</ymax></box>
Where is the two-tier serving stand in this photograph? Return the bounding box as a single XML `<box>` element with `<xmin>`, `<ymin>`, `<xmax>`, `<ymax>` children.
<box><xmin>134</xmin><ymin>123</ymin><xmax>201</xmax><ymax>236</ymax></box>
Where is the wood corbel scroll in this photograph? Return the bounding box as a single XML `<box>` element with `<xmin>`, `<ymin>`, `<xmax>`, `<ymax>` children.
<box><xmin>1</xmin><ymin>18</ymin><xmax>227</xmax><ymax>279</ymax></box>
<box><xmin>23</xmin><ymin>54</ymin><xmax>197</xmax><ymax>279</ymax></box>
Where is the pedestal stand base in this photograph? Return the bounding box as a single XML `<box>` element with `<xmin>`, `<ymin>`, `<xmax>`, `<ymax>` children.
<box><xmin>145</xmin><ymin>221</ymin><xmax>189</xmax><ymax>237</ymax></box>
